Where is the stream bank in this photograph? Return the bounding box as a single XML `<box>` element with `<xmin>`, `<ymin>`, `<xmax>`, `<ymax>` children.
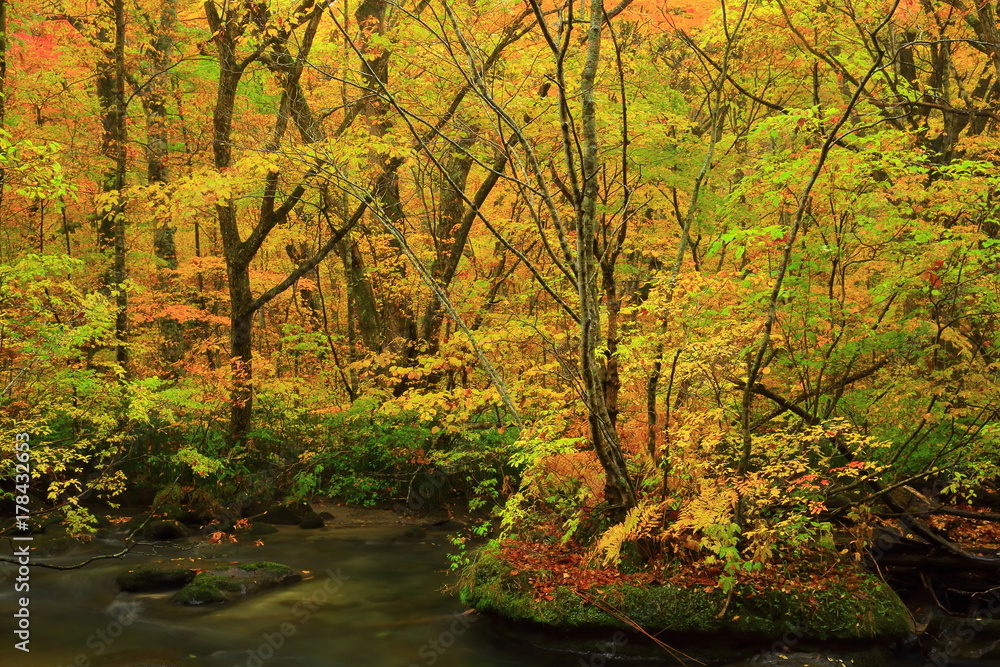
<box><xmin>0</xmin><ymin>506</ymin><xmax>986</xmax><ymax>666</ymax></box>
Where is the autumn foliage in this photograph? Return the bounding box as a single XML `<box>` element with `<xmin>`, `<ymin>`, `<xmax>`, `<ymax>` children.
<box><xmin>2</xmin><ymin>0</ymin><xmax>1000</xmax><ymax>595</ymax></box>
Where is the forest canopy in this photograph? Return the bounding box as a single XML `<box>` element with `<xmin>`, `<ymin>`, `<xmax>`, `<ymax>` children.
<box><xmin>3</xmin><ymin>0</ymin><xmax>1000</xmax><ymax>601</ymax></box>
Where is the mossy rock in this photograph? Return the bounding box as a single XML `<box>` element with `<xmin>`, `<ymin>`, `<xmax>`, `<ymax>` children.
<box><xmin>172</xmin><ymin>574</ymin><xmax>245</xmax><ymax>604</ymax></box>
<box><xmin>203</xmin><ymin>521</ymin><xmax>231</xmax><ymax>535</ymax></box>
<box><xmin>172</xmin><ymin>561</ymin><xmax>301</xmax><ymax>605</ymax></box>
<box><xmin>247</xmin><ymin>521</ymin><xmax>278</xmax><ymax>536</ymax></box>
<box><xmin>256</xmin><ymin>505</ymin><xmax>301</xmax><ymax>525</ymax></box>
<box><xmin>460</xmin><ymin>548</ymin><xmax>911</xmax><ymax>660</ymax></box>
<box><xmin>165</xmin><ymin>508</ymin><xmax>210</xmax><ymax>526</ymax></box>
<box><xmin>298</xmin><ymin>513</ymin><xmax>325</xmax><ymax>529</ymax></box>
<box><xmin>255</xmin><ymin>501</ymin><xmax>324</xmax><ymax>529</ymax></box>
<box><xmin>117</xmin><ymin>562</ymin><xmax>198</xmax><ymax>592</ymax></box>
<box><xmin>247</xmin><ymin>521</ymin><xmax>278</xmax><ymax>537</ymax></box>
<box><xmin>141</xmin><ymin>519</ymin><xmax>190</xmax><ymax>541</ymax></box>
<box><xmin>256</xmin><ymin>502</ymin><xmax>315</xmax><ymax>525</ymax></box>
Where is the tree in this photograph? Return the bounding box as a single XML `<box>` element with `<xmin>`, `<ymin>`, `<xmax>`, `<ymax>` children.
<box><xmin>203</xmin><ymin>0</ymin><xmax>339</xmax><ymax>443</ymax></box>
<box><xmin>365</xmin><ymin>0</ymin><xmax>707</xmax><ymax>511</ymax></box>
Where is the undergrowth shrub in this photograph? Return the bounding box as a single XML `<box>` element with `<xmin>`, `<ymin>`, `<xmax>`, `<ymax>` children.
<box><xmin>288</xmin><ymin>399</ymin><xmax>429</xmax><ymax>506</ymax></box>
<box><xmin>287</xmin><ymin>397</ymin><xmax>520</xmax><ymax>508</ymax></box>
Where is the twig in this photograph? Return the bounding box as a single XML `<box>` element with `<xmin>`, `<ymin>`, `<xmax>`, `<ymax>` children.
<box><xmin>0</xmin><ymin>539</ymin><xmax>147</xmax><ymax>570</ymax></box>
<box><xmin>573</xmin><ymin>589</ymin><xmax>704</xmax><ymax>665</ymax></box>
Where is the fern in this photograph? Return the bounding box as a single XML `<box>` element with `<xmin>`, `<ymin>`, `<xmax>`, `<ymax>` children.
<box><xmin>591</xmin><ymin>499</ymin><xmax>663</xmax><ymax>567</ymax></box>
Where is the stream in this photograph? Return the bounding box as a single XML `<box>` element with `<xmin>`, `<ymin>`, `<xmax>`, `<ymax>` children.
<box><xmin>0</xmin><ymin>522</ymin><xmax>979</xmax><ymax>667</ymax></box>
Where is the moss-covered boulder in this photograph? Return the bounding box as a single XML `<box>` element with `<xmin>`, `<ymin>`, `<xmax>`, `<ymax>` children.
<box><xmin>117</xmin><ymin>562</ymin><xmax>198</xmax><ymax>592</ymax></box>
<box><xmin>247</xmin><ymin>521</ymin><xmax>278</xmax><ymax>536</ymax></box>
<box><xmin>141</xmin><ymin>520</ymin><xmax>190</xmax><ymax>541</ymax></box>
<box><xmin>298</xmin><ymin>513</ymin><xmax>325</xmax><ymax>529</ymax></box>
<box><xmin>256</xmin><ymin>502</ymin><xmax>323</xmax><ymax>528</ymax></box>
<box><xmin>255</xmin><ymin>505</ymin><xmax>302</xmax><ymax>525</ymax></box>
<box><xmin>460</xmin><ymin>548</ymin><xmax>911</xmax><ymax>661</ymax></box>
<box><xmin>117</xmin><ymin>560</ymin><xmax>301</xmax><ymax>604</ymax></box>
<box><xmin>171</xmin><ymin>573</ymin><xmax>245</xmax><ymax>604</ymax></box>
<box><xmin>172</xmin><ymin>562</ymin><xmax>302</xmax><ymax>605</ymax></box>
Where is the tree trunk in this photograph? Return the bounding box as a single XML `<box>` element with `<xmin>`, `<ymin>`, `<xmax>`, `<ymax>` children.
<box><xmin>205</xmin><ymin>0</ymin><xmax>253</xmax><ymax>443</ymax></box>
<box><xmin>417</xmin><ymin>135</ymin><xmax>476</xmax><ymax>349</ymax></box>
<box><xmin>340</xmin><ymin>238</ymin><xmax>384</xmax><ymax>351</ymax></box>
<box><xmin>228</xmin><ymin>264</ymin><xmax>254</xmax><ymax>445</ymax></box>
<box><xmin>0</xmin><ymin>0</ymin><xmax>7</xmax><ymax>221</ymax></box>
<box><xmin>345</xmin><ymin>0</ymin><xmax>419</xmax><ymax>368</ymax></box>
<box><xmin>204</xmin><ymin>0</ymin><xmax>343</xmax><ymax>443</ymax></box>
<box><xmin>142</xmin><ymin>0</ymin><xmax>183</xmax><ymax>365</ymax></box>
<box><xmin>577</xmin><ymin>0</ymin><xmax>636</xmax><ymax>511</ymax></box>
<box><xmin>141</xmin><ymin>0</ymin><xmax>174</xmax><ymax>186</ymax></box>
<box><xmin>93</xmin><ymin>0</ymin><xmax>129</xmax><ymax>370</ymax></box>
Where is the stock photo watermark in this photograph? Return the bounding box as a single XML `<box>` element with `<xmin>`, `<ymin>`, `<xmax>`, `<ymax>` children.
<box><xmin>406</xmin><ymin>610</ymin><xmax>480</xmax><ymax>667</ymax></box>
<box><xmin>577</xmin><ymin>630</ymin><xmax>628</xmax><ymax>667</ymax></box>
<box><xmin>11</xmin><ymin>431</ymin><xmax>32</xmax><ymax>653</ymax></box>
<box><xmin>750</xmin><ymin>626</ymin><xmax>805</xmax><ymax>663</ymax></box>
<box><xmin>924</xmin><ymin>592</ymin><xmax>1000</xmax><ymax>667</ymax></box>
<box><xmin>232</xmin><ymin>567</ymin><xmax>350</xmax><ymax>667</ymax></box>
<box><xmin>58</xmin><ymin>602</ymin><xmax>141</xmax><ymax>667</ymax></box>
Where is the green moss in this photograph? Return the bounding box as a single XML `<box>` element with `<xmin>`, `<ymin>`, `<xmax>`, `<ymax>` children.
<box><xmin>460</xmin><ymin>548</ymin><xmax>911</xmax><ymax>643</ymax></box>
<box><xmin>170</xmin><ymin>561</ymin><xmax>302</xmax><ymax>605</ymax></box>
<box><xmin>237</xmin><ymin>562</ymin><xmax>293</xmax><ymax>576</ymax></box>
<box><xmin>172</xmin><ymin>574</ymin><xmax>245</xmax><ymax>604</ymax></box>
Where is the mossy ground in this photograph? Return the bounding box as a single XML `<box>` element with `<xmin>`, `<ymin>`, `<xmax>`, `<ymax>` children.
<box><xmin>459</xmin><ymin>547</ymin><xmax>911</xmax><ymax>645</ymax></box>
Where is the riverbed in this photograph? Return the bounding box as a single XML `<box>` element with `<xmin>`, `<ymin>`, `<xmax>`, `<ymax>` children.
<box><xmin>0</xmin><ymin>520</ymin><xmax>967</xmax><ymax>666</ymax></box>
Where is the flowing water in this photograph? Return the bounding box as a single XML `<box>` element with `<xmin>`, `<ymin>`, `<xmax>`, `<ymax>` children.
<box><xmin>0</xmin><ymin>523</ymin><xmax>968</xmax><ymax>667</ymax></box>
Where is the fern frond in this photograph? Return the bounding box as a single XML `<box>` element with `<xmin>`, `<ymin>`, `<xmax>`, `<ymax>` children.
<box><xmin>591</xmin><ymin>500</ymin><xmax>664</xmax><ymax>567</ymax></box>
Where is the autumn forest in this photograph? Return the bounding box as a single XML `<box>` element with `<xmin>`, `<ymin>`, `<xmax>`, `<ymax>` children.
<box><xmin>6</xmin><ymin>0</ymin><xmax>1000</xmax><ymax>660</ymax></box>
